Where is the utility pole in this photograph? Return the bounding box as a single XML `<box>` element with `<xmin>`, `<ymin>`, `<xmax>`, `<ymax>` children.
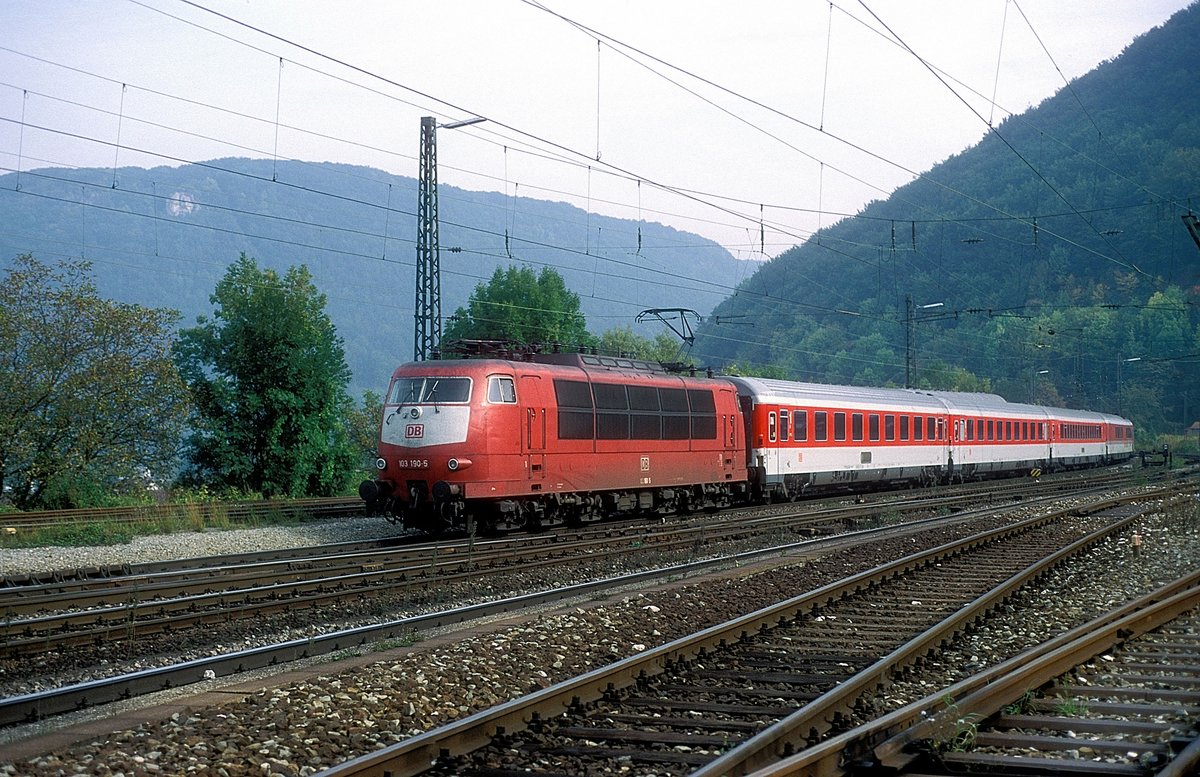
<box><xmin>905</xmin><ymin>295</ymin><xmax>944</xmax><ymax>389</ymax></box>
<box><xmin>905</xmin><ymin>295</ymin><xmax>914</xmax><ymax>389</ymax></box>
<box><xmin>414</xmin><ymin>116</ymin><xmax>486</xmax><ymax>361</ymax></box>
<box><xmin>414</xmin><ymin>116</ymin><xmax>440</xmax><ymax>362</ymax></box>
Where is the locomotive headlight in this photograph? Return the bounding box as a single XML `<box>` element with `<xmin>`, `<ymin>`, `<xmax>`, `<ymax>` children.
<box><xmin>447</xmin><ymin>457</ymin><xmax>472</xmax><ymax>471</ymax></box>
<box><xmin>375</xmin><ymin>457</ymin><xmax>387</xmax><ymax>471</ymax></box>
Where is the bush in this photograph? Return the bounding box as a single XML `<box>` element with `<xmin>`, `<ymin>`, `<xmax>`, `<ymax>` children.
<box><xmin>38</xmin><ymin>473</ymin><xmax>118</xmax><ymax>510</ymax></box>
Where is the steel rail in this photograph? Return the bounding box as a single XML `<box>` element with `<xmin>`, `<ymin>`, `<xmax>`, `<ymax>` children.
<box><xmin>0</xmin><ymin>463</ymin><xmax>1145</xmax><ymax>537</ymax></box>
<box><xmin>736</xmin><ymin>570</ymin><xmax>1200</xmax><ymax>777</ymax></box>
<box><xmin>1</xmin><ymin>479</ymin><xmax>1152</xmax><ymax>655</ymax></box>
<box><xmin>0</xmin><ymin>501</ymin><xmax>985</xmax><ymax>725</ymax></box>
<box><xmin>0</xmin><ymin>496</ymin><xmax>363</xmax><ymax>530</ymax></box>
<box><xmin>690</xmin><ymin>499</ymin><xmax>1184</xmax><ymax>776</ymax></box>
<box><xmin>309</xmin><ymin>491</ymin><xmax>1172</xmax><ymax>777</ymax></box>
<box><xmin>0</xmin><ymin>484</ymin><xmax>1119</xmax><ymax>728</ymax></box>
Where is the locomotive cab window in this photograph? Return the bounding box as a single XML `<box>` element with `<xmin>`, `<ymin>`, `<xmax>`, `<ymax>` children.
<box><xmin>389</xmin><ymin>376</ymin><xmax>471</xmax><ymax>404</ymax></box>
<box><xmin>487</xmin><ymin>376</ymin><xmax>516</xmax><ymax>403</ymax></box>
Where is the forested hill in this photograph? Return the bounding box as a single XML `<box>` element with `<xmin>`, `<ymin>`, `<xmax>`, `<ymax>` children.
<box><xmin>0</xmin><ymin>158</ymin><xmax>756</xmax><ymax>395</ymax></box>
<box><xmin>697</xmin><ymin>2</ymin><xmax>1200</xmax><ymax>438</ymax></box>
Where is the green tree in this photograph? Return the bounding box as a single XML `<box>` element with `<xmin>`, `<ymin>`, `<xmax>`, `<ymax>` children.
<box><xmin>0</xmin><ymin>254</ymin><xmax>188</xmax><ymax>508</ymax></box>
<box><xmin>597</xmin><ymin>326</ymin><xmax>686</xmax><ymax>363</ymax></box>
<box><xmin>345</xmin><ymin>390</ymin><xmax>383</xmax><ymax>472</ymax></box>
<box><xmin>443</xmin><ymin>265</ymin><xmax>591</xmax><ymax>349</ymax></box>
<box><xmin>174</xmin><ymin>254</ymin><xmax>356</xmax><ymax>497</ymax></box>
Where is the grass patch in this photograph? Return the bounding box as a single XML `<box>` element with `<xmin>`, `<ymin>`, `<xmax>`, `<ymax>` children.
<box><xmin>930</xmin><ymin>696</ymin><xmax>981</xmax><ymax>753</ymax></box>
<box><xmin>0</xmin><ymin>498</ymin><xmax>314</xmax><ymax>549</ymax></box>
<box><xmin>1055</xmin><ymin>695</ymin><xmax>1090</xmax><ymax>716</ymax></box>
<box><xmin>1003</xmin><ymin>689</ymin><xmax>1037</xmax><ymax>715</ymax></box>
<box><xmin>1</xmin><ymin>519</ymin><xmax>140</xmax><ymax>548</ymax></box>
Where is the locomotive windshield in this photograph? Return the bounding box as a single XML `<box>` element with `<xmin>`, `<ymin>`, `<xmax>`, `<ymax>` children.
<box><xmin>388</xmin><ymin>377</ymin><xmax>471</xmax><ymax>404</ymax></box>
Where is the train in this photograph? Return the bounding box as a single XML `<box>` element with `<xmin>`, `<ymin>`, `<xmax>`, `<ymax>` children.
<box><xmin>358</xmin><ymin>352</ymin><xmax>1134</xmax><ymax>534</ymax></box>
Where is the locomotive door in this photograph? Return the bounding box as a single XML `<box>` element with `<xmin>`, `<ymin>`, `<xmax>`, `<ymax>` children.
<box><xmin>519</xmin><ymin>374</ymin><xmax>546</xmax><ymax>480</ymax></box>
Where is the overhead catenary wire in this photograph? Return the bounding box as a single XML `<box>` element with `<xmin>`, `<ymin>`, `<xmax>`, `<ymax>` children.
<box><xmin>2</xmin><ymin>2</ymin><xmax>1190</xmax><ymax>374</ymax></box>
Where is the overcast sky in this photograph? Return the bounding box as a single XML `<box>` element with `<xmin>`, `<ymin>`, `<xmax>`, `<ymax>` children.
<box><xmin>0</xmin><ymin>0</ymin><xmax>1193</xmax><ymax>259</ymax></box>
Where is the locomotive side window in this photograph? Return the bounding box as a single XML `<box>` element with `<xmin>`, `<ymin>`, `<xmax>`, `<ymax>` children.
<box><xmin>900</xmin><ymin>415</ymin><xmax>909</xmax><ymax>441</ymax></box>
<box><xmin>779</xmin><ymin>410</ymin><xmax>790</xmax><ymax>442</ymax></box>
<box><xmin>868</xmin><ymin>414</ymin><xmax>880</xmax><ymax>442</ymax></box>
<box><xmin>554</xmin><ymin>379</ymin><xmax>594</xmax><ymax>440</ymax></box>
<box><xmin>925</xmin><ymin>416</ymin><xmax>936</xmax><ymax>441</ymax></box>
<box><xmin>594</xmin><ymin>383</ymin><xmax>630</xmax><ymax>440</ymax></box>
<box><xmin>834</xmin><ymin>412</ymin><xmax>847</xmax><ymax>442</ymax></box>
<box><xmin>976</xmin><ymin>419</ymin><xmax>984</xmax><ymax>440</ymax></box>
<box><xmin>688</xmin><ymin>389</ymin><xmax>717</xmax><ymax>439</ymax></box>
<box><xmin>661</xmin><ymin>388</ymin><xmax>690</xmax><ymax>440</ymax></box>
<box><xmin>885</xmin><ymin>414</ymin><xmax>895</xmax><ymax>441</ymax></box>
<box><xmin>487</xmin><ymin>376</ymin><xmax>516</xmax><ymax>403</ymax></box>
<box><xmin>814</xmin><ymin>411</ymin><xmax>828</xmax><ymax>442</ymax></box>
<box><xmin>628</xmin><ymin>385</ymin><xmax>661</xmax><ymax>440</ymax></box>
<box><xmin>965</xmin><ymin>419</ymin><xmax>974</xmax><ymax>441</ymax></box>
<box><xmin>851</xmin><ymin>413</ymin><xmax>864</xmax><ymax>442</ymax></box>
<box><xmin>914</xmin><ymin>416</ymin><xmax>924</xmax><ymax>441</ymax></box>
<box><xmin>795</xmin><ymin>409</ymin><xmax>807</xmax><ymax>441</ymax></box>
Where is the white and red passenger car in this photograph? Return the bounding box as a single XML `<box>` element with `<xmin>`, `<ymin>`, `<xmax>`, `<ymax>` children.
<box><xmin>360</xmin><ymin>354</ymin><xmax>1134</xmax><ymax>533</ymax></box>
<box><xmin>730</xmin><ymin>378</ymin><xmax>1133</xmax><ymax>499</ymax></box>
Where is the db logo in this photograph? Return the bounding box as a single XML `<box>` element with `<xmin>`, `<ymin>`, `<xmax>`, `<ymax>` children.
<box><xmin>405</xmin><ymin>424</ymin><xmax>424</xmax><ymax>439</ymax></box>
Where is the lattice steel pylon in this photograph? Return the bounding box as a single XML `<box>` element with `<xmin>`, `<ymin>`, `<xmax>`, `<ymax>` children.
<box><xmin>414</xmin><ymin>116</ymin><xmax>441</xmax><ymax>362</ymax></box>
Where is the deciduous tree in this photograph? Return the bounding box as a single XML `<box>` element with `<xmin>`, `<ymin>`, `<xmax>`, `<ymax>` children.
<box><xmin>443</xmin><ymin>265</ymin><xmax>591</xmax><ymax>349</ymax></box>
<box><xmin>0</xmin><ymin>254</ymin><xmax>188</xmax><ymax>508</ymax></box>
<box><xmin>174</xmin><ymin>254</ymin><xmax>356</xmax><ymax>497</ymax></box>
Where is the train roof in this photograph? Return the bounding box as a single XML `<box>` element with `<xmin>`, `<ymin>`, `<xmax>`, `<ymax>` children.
<box><xmin>725</xmin><ymin>376</ymin><xmax>950</xmax><ymax>411</ymax></box>
<box><xmin>725</xmin><ymin>377</ymin><xmax>1132</xmax><ymax>426</ymax></box>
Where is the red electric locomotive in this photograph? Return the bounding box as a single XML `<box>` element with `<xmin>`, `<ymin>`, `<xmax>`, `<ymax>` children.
<box><xmin>359</xmin><ymin>352</ymin><xmax>748</xmax><ymax>534</ymax></box>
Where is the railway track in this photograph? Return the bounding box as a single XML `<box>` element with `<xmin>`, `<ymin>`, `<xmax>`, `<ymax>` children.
<box><xmin>0</xmin><ymin>464</ymin><xmax>1147</xmax><ymax>555</ymax></box>
<box><xmin>0</xmin><ymin>465</ymin><xmax>1153</xmax><ymax>589</ymax></box>
<box><xmin>0</xmin><ymin>495</ymin><xmax>364</xmax><ymax>533</ymax></box>
<box><xmin>748</xmin><ymin>571</ymin><xmax>1200</xmax><ymax>776</ymax></box>
<box><xmin>311</xmin><ymin>492</ymin><xmax>1180</xmax><ymax>776</ymax></box>
<box><xmin>0</xmin><ymin>475</ymin><xmax>1154</xmax><ymax>662</ymax></box>
<box><xmin>0</xmin><ymin>478</ymin><xmax>1166</xmax><ymax>728</ymax></box>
